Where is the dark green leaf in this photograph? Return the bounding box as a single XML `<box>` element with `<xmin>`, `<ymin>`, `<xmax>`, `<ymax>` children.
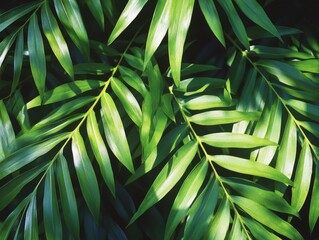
<box><xmin>129</xmin><ymin>140</ymin><xmax>198</xmax><ymax>224</ymax></box>
<box><xmin>234</xmin><ymin>0</ymin><xmax>281</xmax><ymax>40</ymax></box>
<box><xmin>12</xmin><ymin>30</ymin><xmax>24</xmax><ymax>93</ymax></box>
<box><xmin>28</xmin><ymin>14</ymin><xmax>46</xmax><ymax>100</ymax></box>
<box><xmin>0</xmin><ymin>100</ymin><xmax>15</xmax><ymax>158</ymax></box>
<box><xmin>199</xmin><ymin>0</ymin><xmax>225</xmax><ymax>47</ymax></box>
<box><xmin>217</xmin><ymin>0</ymin><xmax>249</xmax><ymax>49</ymax></box>
<box><xmin>310</xmin><ymin>163</ymin><xmax>319</xmax><ymax>232</ymax></box>
<box><xmin>101</xmin><ymin>92</ymin><xmax>134</xmax><ymax>173</ymax></box>
<box><xmin>74</xmin><ymin>63</ymin><xmax>113</xmax><ymax>75</ymax></box>
<box><xmin>24</xmin><ymin>195</ymin><xmax>39</xmax><ymax>240</ymax></box>
<box><xmin>0</xmin><ymin>32</ymin><xmax>16</xmax><ymax>67</ymax></box>
<box><xmin>56</xmin><ymin>154</ymin><xmax>80</xmax><ymax>239</ymax></box>
<box><xmin>43</xmin><ymin>167</ymin><xmax>62</xmax><ymax>240</ymax></box>
<box><xmin>0</xmin><ymin>133</ymin><xmax>68</xmax><ymax>180</ymax></box>
<box><xmin>249</xmin><ymin>45</ymin><xmax>312</xmax><ymax>59</ymax></box>
<box><xmin>285</xmin><ymin>98</ymin><xmax>319</xmax><ymax>122</ymax></box>
<box><xmin>119</xmin><ymin>66</ymin><xmax>147</xmax><ymax>96</ymax></box>
<box><xmin>243</xmin><ymin>217</ymin><xmax>281</xmax><ymax>240</ymax></box>
<box><xmin>86</xmin><ymin>0</ymin><xmax>104</xmax><ymax>29</ymax></box>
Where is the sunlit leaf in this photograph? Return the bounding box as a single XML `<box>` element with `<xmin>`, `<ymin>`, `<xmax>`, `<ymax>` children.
<box><xmin>165</xmin><ymin>159</ymin><xmax>207</xmax><ymax>240</ymax></box>
<box><xmin>108</xmin><ymin>0</ymin><xmax>148</xmax><ymax>44</ymax></box>
<box><xmin>53</xmin><ymin>0</ymin><xmax>89</xmax><ymax>58</ymax></box>
<box><xmin>243</xmin><ymin>217</ymin><xmax>281</xmax><ymax>240</ymax></box>
<box><xmin>291</xmin><ymin>142</ymin><xmax>313</xmax><ymax>212</ymax></box>
<box><xmin>119</xmin><ymin>66</ymin><xmax>147</xmax><ymax>96</ymax></box>
<box><xmin>72</xmin><ymin>130</ymin><xmax>100</xmax><ymax>221</ymax></box>
<box><xmin>201</xmin><ymin>132</ymin><xmax>276</xmax><ymax>148</ymax></box>
<box><xmin>209</xmin><ymin>155</ymin><xmax>292</xmax><ymax>184</ymax></box>
<box><xmin>290</xmin><ymin>59</ymin><xmax>319</xmax><ymax>73</ymax></box>
<box><xmin>129</xmin><ymin>141</ymin><xmax>198</xmax><ymax>224</ymax></box>
<box><xmin>0</xmin><ymin>100</ymin><xmax>15</xmax><ymax>158</ymax></box>
<box><xmin>28</xmin><ymin>14</ymin><xmax>46</xmax><ymax>100</ymax></box>
<box><xmin>168</xmin><ymin>0</ymin><xmax>195</xmax><ymax>86</ymax></box>
<box><xmin>111</xmin><ymin>77</ymin><xmax>142</xmax><ymax>127</ymax></box>
<box><xmin>189</xmin><ymin>110</ymin><xmax>260</xmax><ymax>126</ymax></box>
<box><xmin>0</xmin><ymin>32</ymin><xmax>16</xmax><ymax>67</ymax></box>
<box><xmin>233</xmin><ymin>196</ymin><xmax>302</xmax><ymax>240</ymax></box>
<box><xmin>144</xmin><ymin>0</ymin><xmax>172</xmax><ymax>67</ymax></box>
<box><xmin>183</xmin><ymin>177</ymin><xmax>219</xmax><ymax>239</ymax></box>
<box><xmin>87</xmin><ymin>110</ymin><xmax>115</xmax><ymax>196</ymax></box>
<box><xmin>101</xmin><ymin>92</ymin><xmax>134</xmax><ymax>173</ymax></box>
<box><xmin>41</xmin><ymin>2</ymin><xmax>73</xmax><ymax>78</ymax></box>
<box><xmin>182</xmin><ymin>95</ymin><xmax>232</xmax><ymax>110</ymax></box>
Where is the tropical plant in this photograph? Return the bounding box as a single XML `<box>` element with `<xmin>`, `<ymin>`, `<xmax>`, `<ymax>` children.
<box><xmin>1</xmin><ymin>0</ymin><xmax>319</xmax><ymax>239</ymax></box>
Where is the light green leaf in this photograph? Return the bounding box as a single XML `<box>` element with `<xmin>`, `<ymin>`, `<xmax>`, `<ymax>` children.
<box><xmin>0</xmin><ymin>100</ymin><xmax>15</xmax><ymax>158</ymax></box>
<box><xmin>217</xmin><ymin>0</ymin><xmax>249</xmax><ymax>49</ymax></box>
<box><xmin>291</xmin><ymin>142</ymin><xmax>313</xmax><ymax>212</ymax></box>
<box><xmin>285</xmin><ymin>98</ymin><xmax>319</xmax><ymax>122</ymax></box>
<box><xmin>43</xmin><ymin>167</ymin><xmax>62</xmax><ymax>240</ymax></box>
<box><xmin>257</xmin><ymin>60</ymin><xmax>319</xmax><ymax>93</ymax></box>
<box><xmin>0</xmin><ymin>133</ymin><xmax>68</xmax><ymax>180</ymax></box>
<box><xmin>72</xmin><ymin>131</ymin><xmax>100</xmax><ymax>221</ymax></box>
<box><xmin>249</xmin><ymin>45</ymin><xmax>312</xmax><ymax>59</ymax></box>
<box><xmin>168</xmin><ymin>0</ymin><xmax>195</xmax><ymax>86</ymax></box>
<box><xmin>290</xmin><ymin>59</ymin><xmax>319</xmax><ymax>73</ymax></box>
<box><xmin>175</xmin><ymin>77</ymin><xmax>226</xmax><ymax>94</ymax></box>
<box><xmin>183</xmin><ymin>177</ymin><xmax>219</xmax><ymax>239</ymax></box>
<box><xmin>124</xmin><ymin>53</ymin><xmax>144</xmax><ymax>71</ymax></box>
<box><xmin>0</xmin><ymin>32</ymin><xmax>16</xmax><ymax>67</ymax></box>
<box><xmin>209</xmin><ymin>155</ymin><xmax>292</xmax><ymax>184</ymax></box>
<box><xmin>160</xmin><ymin>93</ymin><xmax>175</xmax><ymax>122</ymax></box>
<box><xmin>74</xmin><ymin>63</ymin><xmax>113</xmax><ymax>75</ymax></box>
<box><xmin>310</xmin><ymin>163</ymin><xmax>319</xmax><ymax>232</ymax></box>
<box><xmin>228</xmin><ymin>215</ymin><xmax>243</xmax><ymax>240</ymax></box>
<box><xmin>164</xmin><ymin>159</ymin><xmax>208</xmax><ymax>240</ymax></box>
<box><xmin>275</xmin><ymin>116</ymin><xmax>297</xmax><ymax>194</ymax></box>
<box><xmin>206</xmin><ymin>198</ymin><xmax>230</xmax><ymax>240</ymax></box>
<box><xmin>0</xmin><ymin>2</ymin><xmax>39</xmax><ymax>32</ymax></box>
<box><xmin>243</xmin><ymin>217</ymin><xmax>281</xmax><ymax>240</ymax></box>
<box><xmin>223</xmin><ymin>178</ymin><xmax>299</xmax><ymax>216</ymax></box>
<box><xmin>34</xmin><ymin>96</ymin><xmax>95</xmax><ymax>126</ymax></box>
<box><xmin>108</xmin><ymin>0</ymin><xmax>148</xmax><ymax>44</ymax></box>
<box><xmin>199</xmin><ymin>0</ymin><xmax>225</xmax><ymax>47</ymax></box>
<box><xmin>101</xmin><ymin>92</ymin><xmax>134</xmax><ymax>173</ymax></box>
<box><xmin>111</xmin><ymin>77</ymin><xmax>142</xmax><ymax>127</ymax></box>
<box><xmin>28</xmin><ymin>14</ymin><xmax>46</xmax><ymax>100</ymax></box>
<box><xmin>201</xmin><ymin>132</ymin><xmax>276</xmax><ymax>148</ymax></box>
<box><xmin>56</xmin><ymin>154</ymin><xmax>79</xmax><ymax>239</ymax></box>
<box><xmin>0</xmin><ymin>196</ymin><xmax>31</xmax><ymax>240</ymax></box>
<box><xmin>12</xmin><ymin>29</ymin><xmax>24</xmax><ymax>93</ymax></box>
<box><xmin>41</xmin><ymin>2</ymin><xmax>73</xmax><ymax>78</ymax></box>
<box><xmin>183</xmin><ymin>95</ymin><xmax>232</xmax><ymax>110</ymax></box>
<box><xmin>144</xmin><ymin>0</ymin><xmax>172</xmax><ymax>67</ymax></box>
<box><xmin>27</xmin><ymin>80</ymin><xmax>104</xmax><ymax>109</ymax></box>
<box><xmin>119</xmin><ymin>66</ymin><xmax>147</xmax><ymax>96</ymax></box>
<box><xmin>87</xmin><ymin>110</ymin><xmax>115</xmax><ymax>196</ymax></box>
<box><xmin>129</xmin><ymin>141</ymin><xmax>198</xmax><ymax>224</ymax></box>
<box><xmin>140</xmin><ymin>92</ymin><xmax>152</xmax><ymax>158</ymax></box>
<box><xmin>0</xmin><ymin>163</ymin><xmax>47</xmax><ymax>211</ymax></box>
<box><xmin>127</xmin><ymin>123</ymin><xmax>188</xmax><ymax>184</ymax></box>
<box><xmin>86</xmin><ymin>0</ymin><xmax>104</xmax><ymax>29</ymax></box>
<box><xmin>189</xmin><ymin>110</ymin><xmax>260</xmax><ymax>126</ymax></box>
<box><xmin>53</xmin><ymin>0</ymin><xmax>89</xmax><ymax>58</ymax></box>
<box><xmin>234</xmin><ymin>0</ymin><xmax>281</xmax><ymax>40</ymax></box>
<box><xmin>232</xmin><ymin>196</ymin><xmax>302</xmax><ymax>240</ymax></box>
<box><xmin>147</xmin><ymin>63</ymin><xmax>163</xmax><ymax>112</ymax></box>
<box><xmin>24</xmin><ymin>195</ymin><xmax>39</xmax><ymax>240</ymax></box>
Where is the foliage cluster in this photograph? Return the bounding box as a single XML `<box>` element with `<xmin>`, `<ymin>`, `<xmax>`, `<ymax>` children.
<box><xmin>1</xmin><ymin>0</ymin><xmax>319</xmax><ymax>239</ymax></box>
